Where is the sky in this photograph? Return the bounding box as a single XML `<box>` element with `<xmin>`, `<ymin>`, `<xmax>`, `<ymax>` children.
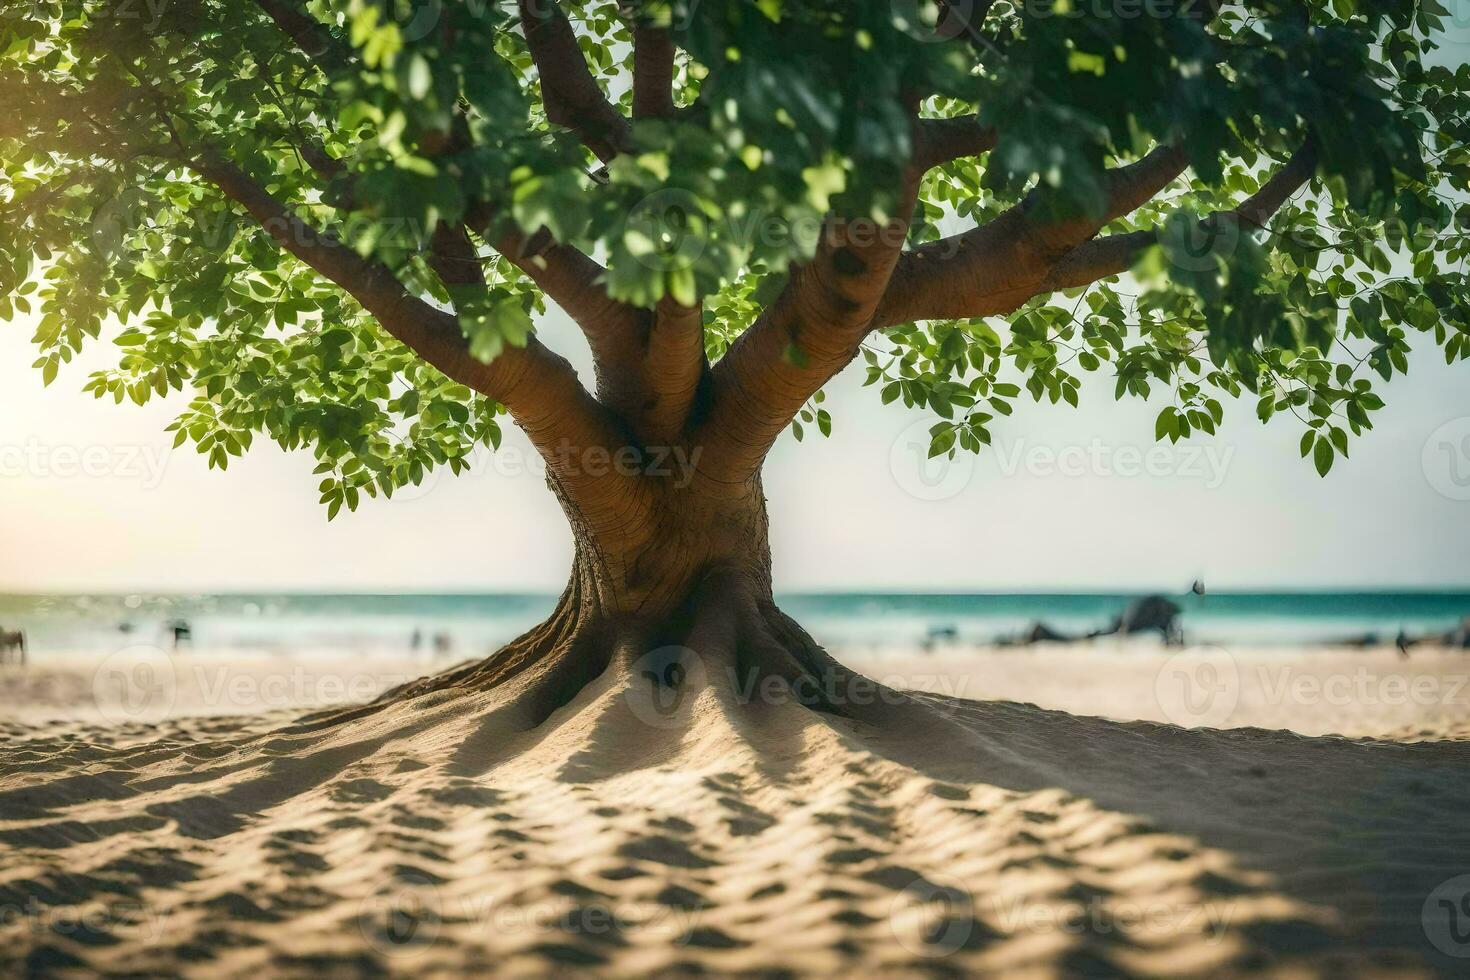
<box><xmin>2</xmin><ymin>296</ymin><xmax>1467</xmax><ymax>594</ymax></box>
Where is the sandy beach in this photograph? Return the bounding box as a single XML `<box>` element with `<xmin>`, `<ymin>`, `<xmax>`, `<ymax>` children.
<box><xmin>6</xmin><ymin>0</ymin><xmax>1469</xmax><ymax>975</ymax></box>
<box><xmin>1</xmin><ymin>643</ymin><xmax>1468</xmax><ymax>977</ymax></box>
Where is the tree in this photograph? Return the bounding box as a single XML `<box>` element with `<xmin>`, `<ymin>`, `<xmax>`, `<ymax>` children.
<box><xmin>2</xmin><ymin>0</ymin><xmax>1467</xmax><ymax>713</ymax></box>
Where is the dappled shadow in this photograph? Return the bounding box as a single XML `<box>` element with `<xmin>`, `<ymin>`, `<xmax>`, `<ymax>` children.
<box><xmin>849</xmin><ymin>690</ymin><xmax>1470</xmax><ymax>974</ymax></box>
<box><xmin>1</xmin><ymin>654</ymin><xmax>1465</xmax><ymax>976</ymax></box>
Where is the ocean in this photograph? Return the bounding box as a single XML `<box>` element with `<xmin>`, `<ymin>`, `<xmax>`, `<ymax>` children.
<box><xmin>1</xmin><ymin>591</ymin><xmax>1466</xmax><ymax>660</ymax></box>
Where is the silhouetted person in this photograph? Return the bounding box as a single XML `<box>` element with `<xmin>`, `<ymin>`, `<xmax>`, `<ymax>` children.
<box><xmin>921</xmin><ymin>624</ymin><xmax>959</xmax><ymax>652</ymax></box>
<box><xmin>169</xmin><ymin>620</ymin><xmax>192</xmax><ymax>650</ymax></box>
<box><xmin>0</xmin><ymin>628</ymin><xmax>26</xmax><ymax>667</ymax></box>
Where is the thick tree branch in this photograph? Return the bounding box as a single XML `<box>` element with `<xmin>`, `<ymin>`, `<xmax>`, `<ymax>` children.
<box><xmin>1041</xmin><ymin>232</ymin><xmax>1154</xmax><ymax>293</ymax></box>
<box><xmin>874</xmin><ymin>142</ymin><xmax>1190</xmax><ymax>326</ymax></box>
<box><xmin>696</xmin><ymin>169</ymin><xmax>925</xmax><ymax>485</ymax></box>
<box><xmin>935</xmin><ymin>0</ymin><xmax>1001</xmax><ymax>45</ymax></box>
<box><xmin>192</xmin><ymin>154</ymin><xmax>562</xmax><ymax>413</ymax></box>
<box><xmin>466</xmin><ymin>207</ymin><xmax>704</xmax><ymax>443</ymax></box>
<box><xmin>477</xmin><ymin>217</ymin><xmax>634</xmax><ymax>341</ymax></box>
<box><xmin>428</xmin><ymin>221</ymin><xmax>487</xmax><ymax>288</ymax></box>
<box><xmin>518</xmin><ymin>0</ymin><xmax>631</xmax><ymax>164</ymax></box>
<box><xmin>1022</xmin><ymin>143</ymin><xmax>1191</xmax><ymax>257</ymax></box>
<box><xmin>876</xmin><ymin>142</ymin><xmax>1316</xmax><ymax>326</ymax></box>
<box><xmin>631</xmin><ymin>23</ymin><xmax>677</xmax><ymax>120</ymax></box>
<box><xmin>253</xmin><ymin>0</ymin><xmax>350</xmax><ymax>74</ymax></box>
<box><xmin>510</xmin><ymin>246</ymin><xmax>705</xmax><ymax>442</ymax></box>
<box><xmin>192</xmin><ymin>153</ymin><xmax>654</xmax><ymax>539</ymax></box>
<box><xmin>470</xmin><ymin>208</ymin><xmax>645</xmax><ymax>380</ymax></box>
<box><xmin>566</xmin><ymin>295</ymin><xmax>709</xmax><ymax>446</ymax></box>
<box><xmin>297</xmin><ymin>136</ymin><xmax>345</xmax><ymax>178</ymax></box>
<box><xmin>636</xmin><ymin>298</ymin><xmax>707</xmax><ymax>440</ymax></box>
<box><xmin>250</xmin><ymin>0</ymin><xmax>365</xmax><ymax>209</ymax></box>
<box><xmin>915</xmin><ymin>115</ymin><xmax>998</xmax><ymax>171</ymax></box>
<box><xmin>1224</xmin><ymin>142</ymin><xmax>1319</xmax><ymax>228</ymax></box>
<box><xmin>1047</xmin><ymin>141</ymin><xmax>1318</xmax><ymax>292</ymax></box>
<box><xmin>259</xmin><ymin>0</ymin><xmax>687</xmax><ymax>445</ymax></box>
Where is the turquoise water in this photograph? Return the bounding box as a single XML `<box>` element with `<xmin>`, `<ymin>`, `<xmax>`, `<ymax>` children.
<box><xmin>1</xmin><ymin>591</ymin><xmax>1466</xmax><ymax>658</ymax></box>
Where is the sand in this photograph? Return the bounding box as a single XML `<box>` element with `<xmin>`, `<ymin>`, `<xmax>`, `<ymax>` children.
<box><xmin>1</xmin><ymin>644</ymin><xmax>1468</xmax><ymax>977</ymax></box>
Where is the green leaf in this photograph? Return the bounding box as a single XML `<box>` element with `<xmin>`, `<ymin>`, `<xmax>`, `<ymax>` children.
<box><xmin>928</xmin><ymin>430</ymin><xmax>956</xmax><ymax>458</ymax></box>
<box><xmin>1155</xmin><ymin>408</ymin><xmax>1177</xmax><ymax>443</ymax></box>
<box><xmin>1313</xmin><ymin>437</ymin><xmax>1335</xmax><ymax>477</ymax></box>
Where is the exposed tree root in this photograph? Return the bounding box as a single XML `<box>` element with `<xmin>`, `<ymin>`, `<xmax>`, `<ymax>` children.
<box><xmin>316</xmin><ymin>563</ymin><xmax>923</xmax><ymax>746</ymax></box>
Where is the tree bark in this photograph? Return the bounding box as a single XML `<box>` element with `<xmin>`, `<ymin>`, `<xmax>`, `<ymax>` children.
<box><xmin>377</xmin><ymin>452</ymin><xmax>882</xmax><ymax>725</ymax></box>
<box><xmin>518</xmin><ymin>0</ymin><xmax>631</xmax><ymax>164</ymax></box>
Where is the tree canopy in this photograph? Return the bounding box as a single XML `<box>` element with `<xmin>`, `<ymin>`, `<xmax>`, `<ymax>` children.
<box><xmin>2</xmin><ymin>0</ymin><xmax>1467</xmax><ymax>519</ymax></box>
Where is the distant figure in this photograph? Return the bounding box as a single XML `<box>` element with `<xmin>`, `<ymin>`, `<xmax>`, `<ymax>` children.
<box><xmin>1446</xmin><ymin>616</ymin><xmax>1470</xmax><ymax>650</ymax></box>
<box><xmin>432</xmin><ymin>632</ymin><xmax>453</xmax><ymax>656</ymax></box>
<box><xmin>1190</xmin><ymin>578</ymin><xmax>1206</xmax><ymax>597</ymax></box>
<box><xmin>921</xmin><ymin>624</ymin><xmax>959</xmax><ymax>652</ymax></box>
<box><xmin>1091</xmin><ymin>595</ymin><xmax>1183</xmax><ymax>646</ymax></box>
<box><xmin>169</xmin><ymin>620</ymin><xmax>192</xmax><ymax>650</ymax></box>
<box><xmin>410</xmin><ymin>628</ymin><xmax>423</xmax><ymax>652</ymax></box>
<box><xmin>0</xmin><ymin>628</ymin><xmax>26</xmax><ymax>667</ymax></box>
<box><xmin>1395</xmin><ymin>628</ymin><xmax>1412</xmax><ymax>660</ymax></box>
<box><xmin>1022</xmin><ymin>621</ymin><xmax>1070</xmax><ymax>644</ymax></box>
<box><xmin>994</xmin><ymin>621</ymin><xmax>1075</xmax><ymax>646</ymax></box>
<box><xmin>1404</xmin><ymin>616</ymin><xmax>1470</xmax><ymax>650</ymax></box>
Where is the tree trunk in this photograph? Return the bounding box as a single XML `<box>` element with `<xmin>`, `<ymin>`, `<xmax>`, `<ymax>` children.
<box><xmin>376</xmin><ymin>465</ymin><xmax>896</xmax><ymax>731</ymax></box>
